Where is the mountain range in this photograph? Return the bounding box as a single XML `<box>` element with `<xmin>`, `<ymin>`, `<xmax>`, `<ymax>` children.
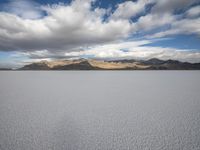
<box><xmin>18</xmin><ymin>58</ymin><xmax>200</xmax><ymax>70</ymax></box>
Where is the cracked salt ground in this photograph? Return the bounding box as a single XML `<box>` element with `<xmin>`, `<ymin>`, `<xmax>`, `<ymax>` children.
<box><xmin>0</xmin><ymin>71</ymin><xmax>200</xmax><ymax>150</ymax></box>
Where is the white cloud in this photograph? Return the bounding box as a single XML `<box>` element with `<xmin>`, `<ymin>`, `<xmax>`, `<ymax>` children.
<box><xmin>152</xmin><ymin>0</ymin><xmax>199</xmax><ymax>14</ymax></box>
<box><xmin>111</xmin><ymin>0</ymin><xmax>152</xmax><ymax>20</ymax></box>
<box><xmin>186</xmin><ymin>5</ymin><xmax>200</xmax><ymax>18</ymax></box>
<box><xmin>134</xmin><ymin>13</ymin><xmax>175</xmax><ymax>32</ymax></box>
<box><xmin>0</xmin><ymin>0</ymin><xmax>199</xmax><ymax>52</ymax></box>
<box><xmin>147</xmin><ymin>18</ymin><xmax>200</xmax><ymax>38</ymax></box>
<box><xmin>0</xmin><ymin>0</ymin><xmax>132</xmax><ymax>52</ymax></box>
<box><xmin>0</xmin><ymin>0</ymin><xmax>199</xmax><ymax>66</ymax></box>
<box><xmin>64</xmin><ymin>40</ymin><xmax>200</xmax><ymax>63</ymax></box>
<box><xmin>2</xmin><ymin>0</ymin><xmax>44</xmax><ymax>19</ymax></box>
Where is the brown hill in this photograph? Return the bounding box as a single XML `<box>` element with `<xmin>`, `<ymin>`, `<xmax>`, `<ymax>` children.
<box><xmin>19</xmin><ymin>59</ymin><xmax>200</xmax><ymax>70</ymax></box>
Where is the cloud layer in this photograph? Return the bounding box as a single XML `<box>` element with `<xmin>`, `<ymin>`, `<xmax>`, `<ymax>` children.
<box><xmin>0</xmin><ymin>0</ymin><xmax>132</xmax><ymax>52</ymax></box>
<box><xmin>0</xmin><ymin>0</ymin><xmax>200</xmax><ymax>66</ymax></box>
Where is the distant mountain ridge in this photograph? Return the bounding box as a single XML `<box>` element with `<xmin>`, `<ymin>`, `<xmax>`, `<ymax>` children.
<box><xmin>18</xmin><ymin>58</ymin><xmax>200</xmax><ymax>70</ymax></box>
<box><xmin>0</xmin><ymin>68</ymin><xmax>12</xmax><ymax>70</ymax></box>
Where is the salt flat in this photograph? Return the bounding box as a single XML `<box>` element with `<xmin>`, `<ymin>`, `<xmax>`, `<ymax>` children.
<box><xmin>0</xmin><ymin>71</ymin><xmax>200</xmax><ymax>150</ymax></box>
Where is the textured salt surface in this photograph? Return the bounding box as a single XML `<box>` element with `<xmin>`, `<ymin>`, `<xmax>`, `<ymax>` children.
<box><xmin>0</xmin><ymin>71</ymin><xmax>200</xmax><ymax>150</ymax></box>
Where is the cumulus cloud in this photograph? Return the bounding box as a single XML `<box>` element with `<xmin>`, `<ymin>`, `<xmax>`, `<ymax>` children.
<box><xmin>134</xmin><ymin>13</ymin><xmax>175</xmax><ymax>32</ymax></box>
<box><xmin>186</xmin><ymin>5</ymin><xmax>200</xmax><ymax>18</ymax></box>
<box><xmin>0</xmin><ymin>0</ymin><xmax>132</xmax><ymax>52</ymax></box>
<box><xmin>147</xmin><ymin>17</ymin><xmax>200</xmax><ymax>38</ymax></box>
<box><xmin>110</xmin><ymin>0</ymin><xmax>153</xmax><ymax>20</ymax></box>
<box><xmin>2</xmin><ymin>0</ymin><xmax>44</xmax><ymax>19</ymax></box>
<box><xmin>151</xmin><ymin>0</ymin><xmax>199</xmax><ymax>14</ymax></box>
<box><xmin>0</xmin><ymin>0</ymin><xmax>199</xmax><ymax>66</ymax></box>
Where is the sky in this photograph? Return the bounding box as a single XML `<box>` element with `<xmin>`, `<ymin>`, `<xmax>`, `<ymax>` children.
<box><xmin>0</xmin><ymin>0</ymin><xmax>200</xmax><ymax>68</ymax></box>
